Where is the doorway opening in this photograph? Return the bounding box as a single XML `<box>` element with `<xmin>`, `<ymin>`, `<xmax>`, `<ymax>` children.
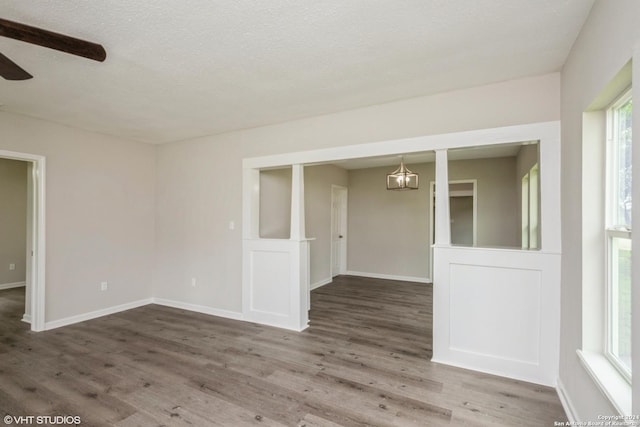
<box><xmin>0</xmin><ymin>158</ymin><xmax>28</xmax><ymax>325</ymax></box>
<box><xmin>0</xmin><ymin>150</ymin><xmax>46</xmax><ymax>332</ymax></box>
<box><xmin>429</xmin><ymin>180</ymin><xmax>477</xmax><ymax>247</ymax></box>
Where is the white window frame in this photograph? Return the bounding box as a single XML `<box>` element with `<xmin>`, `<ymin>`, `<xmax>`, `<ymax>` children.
<box><xmin>604</xmin><ymin>88</ymin><xmax>632</xmax><ymax>383</ymax></box>
<box><xmin>521</xmin><ymin>163</ymin><xmax>539</xmax><ymax>250</ymax></box>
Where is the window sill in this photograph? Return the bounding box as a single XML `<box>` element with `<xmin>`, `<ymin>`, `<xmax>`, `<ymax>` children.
<box><xmin>577</xmin><ymin>349</ymin><xmax>631</xmax><ymax>415</ymax></box>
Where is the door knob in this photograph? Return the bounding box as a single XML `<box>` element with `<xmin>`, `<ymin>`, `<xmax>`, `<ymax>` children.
<box><xmin>339</xmin><ymin>235</ymin><xmax>343</xmax><ymax>238</ymax></box>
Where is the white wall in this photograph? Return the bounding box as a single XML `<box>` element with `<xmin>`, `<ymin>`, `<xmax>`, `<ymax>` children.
<box><xmin>155</xmin><ymin>73</ymin><xmax>559</xmax><ymax>313</ymax></box>
<box><xmin>560</xmin><ymin>0</ymin><xmax>640</xmax><ymax>420</ymax></box>
<box><xmin>0</xmin><ymin>158</ymin><xmax>27</xmax><ymax>286</ymax></box>
<box><xmin>0</xmin><ymin>111</ymin><xmax>156</xmax><ymax>323</ymax></box>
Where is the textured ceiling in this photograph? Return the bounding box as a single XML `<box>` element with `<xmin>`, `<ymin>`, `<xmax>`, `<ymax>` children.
<box><xmin>0</xmin><ymin>1</ymin><xmax>593</xmax><ymax>144</ymax></box>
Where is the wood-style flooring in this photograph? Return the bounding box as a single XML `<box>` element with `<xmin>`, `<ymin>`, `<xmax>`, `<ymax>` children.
<box><xmin>0</xmin><ymin>277</ymin><xmax>566</xmax><ymax>426</ymax></box>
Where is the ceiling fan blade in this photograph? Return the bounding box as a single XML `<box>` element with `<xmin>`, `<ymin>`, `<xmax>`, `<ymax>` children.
<box><xmin>0</xmin><ymin>52</ymin><xmax>32</xmax><ymax>80</ymax></box>
<box><xmin>0</xmin><ymin>18</ymin><xmax>106</xmax><ymax>62</ymax></box>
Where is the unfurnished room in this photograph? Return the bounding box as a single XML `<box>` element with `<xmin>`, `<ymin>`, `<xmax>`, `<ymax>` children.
<box><xmin>1</xmin><ymin>1</ymin><xmax>640</xmax><ymax>426</ymax></box>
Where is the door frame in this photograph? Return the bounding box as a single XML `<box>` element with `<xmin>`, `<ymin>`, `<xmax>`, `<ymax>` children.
<box><xmin>0</xmin><ymin>150</ymin><xmax>46</xmax><ymax>332</ymax></box>
<box><xmin>429</xmin><ymin>179</ymin><xmax>477</xmax><ymax>247</ymax></box>
<box><xmin>330</xmin><ymin>185</ymin><xmax>348</xmax><ymax>277</ymax></box>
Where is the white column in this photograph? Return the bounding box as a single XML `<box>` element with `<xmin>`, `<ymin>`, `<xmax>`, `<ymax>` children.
<box><xmin>290</xmin><ymin>164</ymin><xmax>306</xmax><ymax>241</ymax></box>
<box><xmin>434</xmin><ymin>149</ymin><xmax>451</xmax><ymax>246</ymax></box>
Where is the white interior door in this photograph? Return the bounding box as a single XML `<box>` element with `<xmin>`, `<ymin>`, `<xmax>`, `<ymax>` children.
<box><xmin>331</xmin><ymin>186</ymin><xmax>347</xmax><ymax>277</ymax></box>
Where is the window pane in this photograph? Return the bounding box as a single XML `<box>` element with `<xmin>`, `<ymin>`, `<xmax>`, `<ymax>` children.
<box><xmin>610</xmin><ymin>236</ymin><xmax>632</xmax><ymax>373</ymax></box>
<box><xmin>612</xmin><ymin>97</ymin><xmax>632</xmax><ymax>228</ymax></box>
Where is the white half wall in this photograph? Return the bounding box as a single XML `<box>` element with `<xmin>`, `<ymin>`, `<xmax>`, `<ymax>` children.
<box><xmin>432</xmin><ymin>246</ymin><xmax>560</xmax><ymax>386</ymax></box>
<box><xmin>242</xmin><ymin>238</ymin><xmax>310</xmax><ymax>331</ymax></box>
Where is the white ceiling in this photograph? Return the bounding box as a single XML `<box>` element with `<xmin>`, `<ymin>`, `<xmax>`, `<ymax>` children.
<box><xmin>0</xmin><ymin>1</ymin><xmax>594</xmax><ymax>144</ymax></box>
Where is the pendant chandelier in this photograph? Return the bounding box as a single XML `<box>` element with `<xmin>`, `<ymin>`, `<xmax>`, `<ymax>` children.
<box><xmin>386</xmin><ymin>157</ymin><xmax>418</xmax><ymax>190</ymax></box>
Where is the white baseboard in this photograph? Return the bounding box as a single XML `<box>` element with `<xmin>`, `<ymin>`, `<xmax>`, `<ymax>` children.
<box><xmin>21</xmin><ymin>313</ymin><xmax>31</xmax><ymax>324</ymax></box>
<box><xmin>0</xmin><ymin>281</ymin><xmax>26</xmax><ymax>290</ymax></box>
<box><xmin>346</xmin><ymin>271</ymin><xmax>431</xmax><ymax>284</ymax></box>
<box><xmin>556</xmin><ymin>378</ymin><xmax>579</xmax><ymax>423</ymax></box>
<box><xmin>44</xmin><ymin>298</ymin><xmax>153</xmax><ymax>330</ymax></box>
<box><xmin>40</xmin><ymin>295</ymin><xmax>244</xmax><ymax>332</ymax></box>
<box><xmin>152</xmin><ymin>298</ymin><xmax>244</xmax><ymax>322</ymax></box>
<box><xmin>310</xmin><ymin>277</ymin><xmax>332</xmax><ymax>290</ymax></box>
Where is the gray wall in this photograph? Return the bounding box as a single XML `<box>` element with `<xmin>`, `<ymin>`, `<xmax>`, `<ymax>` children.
<box><xmin>259</xmin><ymin>168</ymin><xmax>292</xmax><ymax>239</ymax></box>
<box><xmin>304</xmin><ymin>165</ymin><xmax>349</xmax><ymax>285</ymax></box>
<box><xmin>0</xmin><ymin>159</ymin><xmax>27</xmax><ymax>285</ymax></box>
<box><xmin>347</xmin><ymin>156</ymin><xmax>519</xmax><ymax>280</ymax></box>
<box><xmin>449</xmin><ymin>157</ymin><xmax>519</xmax><ymax>248</ymax></box>
<box><xmin>347</xmin><ymin>162</ymin><xmax>433</xmax><ymax>279</ymax></box>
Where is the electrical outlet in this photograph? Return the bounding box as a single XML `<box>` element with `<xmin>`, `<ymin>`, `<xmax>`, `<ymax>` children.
<box><xmin>101</xmin><ymin>281</ymin><xmax>108</xmax><ymax>291</ymax></box>
<box><xmin>9</xmin><ymin>263</ymin><xmax>15</xmax><ymax>271</ymax></box>
<box><xmin>191</xmin><ymin>278</ymin><xmax>197</xmax><ymax>287</ymax></box>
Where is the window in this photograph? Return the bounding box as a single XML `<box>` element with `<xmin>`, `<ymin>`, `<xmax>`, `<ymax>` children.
<box><xmin>605</xmin><ymin>89</ymin><xmax>632</xmax><ymax>380</ymax></box>
<box><xmin>521</xmin><ymin>163</ymin><xmax>539</xmax><ymax>249</ymax></box>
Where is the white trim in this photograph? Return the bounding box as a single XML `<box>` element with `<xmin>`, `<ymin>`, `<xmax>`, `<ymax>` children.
<box><xmin>576</xmin><ymin>349</ymin><xmax>631</xmax><ymax>416</ymax></box>
<box><xmin>310</xmin><ymin>277</ymin><xmax>332</xmax><ymax>290</ymax></box>
<box><xmin>44</xmin><ymin>298</ymin><xmax>153</xmax><ymax>330</ymax></box>
<box><xmin>0</xmin><ymin>281</ymin><xmax>26</xmax><ymax>290</ymax></box>
<box><xmin>556</xmin><ymin>378</ymin><xmax>579</xmax><ymax>424</ymax></box>
<box><xmin>429</xmin><ymin>355</ymin><xmax>554</xmax><ymax>387</ymax></box>
<box><xmin>330</xmin><ymin>185</ymin><xmax>348</xmax><ymax>277</ymax></box>
<box><xmin>152</xmin><ymin>298</ymin><xmax>244</xmax><ymax>321</ymax></box>
<box><xmin>242</xmin><ymin>122</ymin><xmax>561</xmax><ymax>362</ymax></box>
<box><xmin>0</xmin><ymin>149</ymin><xmax>46</xmax><ymax>332</ymax></box>
<box><xmin>346</xmin><ymin>271</ymin><xmax>431</xmax><ymax>284</ymax></box>
<box><xmin>21</xmin><ymin>313</ymin><xmax>31</xmax><ymax>324</ymax></box>
<box><xmin>39</xmin><ymin>296</ymin><xmax>246</xmax><ymax>331</ymax></box>
<box><xmin>243</xmin><ymin>121</ymin><xmax>560</xmax><ymax>170</ymax></box>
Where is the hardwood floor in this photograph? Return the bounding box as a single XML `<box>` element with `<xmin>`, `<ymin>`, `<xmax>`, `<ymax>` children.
<box><xmin>0</xmin><ymin>277</ymin><xmax>566</xmax><ymax>426</ymax></box>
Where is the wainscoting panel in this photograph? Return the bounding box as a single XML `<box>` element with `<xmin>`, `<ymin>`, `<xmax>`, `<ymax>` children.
<box><xmin>433</xmin><ymin>246</ymin><xmax>560</xmax><ymax>386</ymax></box>
<box><xmin>242</xmin><ymin>238</ymin><xmax>310</xmax><ymax>331</ymax></box>
<box><xmin>449</xmin><ymin>263</ymin><xmax>541</xmax><ymax>364</ymax></box>
<box><xmin>250</xmin><ymin>250</ymin><xmax>291</xmax><ymax>315</ymax></box>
